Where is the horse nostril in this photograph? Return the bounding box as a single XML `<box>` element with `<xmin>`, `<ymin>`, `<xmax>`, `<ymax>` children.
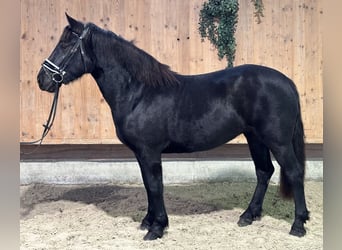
<box><xmin>37</xmin><ymin>68</ymin><xmax>46</xmax><ymax>83</ymax></box>
<box><xmin>37</xmin><ymin>71</ymin><xmax>47</xmax><ymax>89</ymax></box>
<box><xmin>37</xmin><ymin>74</ymin><xmax>43</xmax><ymax>86</ymax></box>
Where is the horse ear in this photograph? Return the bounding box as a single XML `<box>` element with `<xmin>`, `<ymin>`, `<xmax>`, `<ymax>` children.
<box><xmin>65</xmin><ymin>13</ymin><xmax>83</xmax><ymax>31</ymax></box>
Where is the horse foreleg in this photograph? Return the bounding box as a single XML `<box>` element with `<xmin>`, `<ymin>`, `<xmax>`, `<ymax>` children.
<box><xmin>135</xmin><ymin>150</ymin><xmax>168</xmax><ymax>240</ymax></box>
<box><xmin>238</xmin><ymin>133</ymin><xmax>274</xmax><ymax>226</ymax></box>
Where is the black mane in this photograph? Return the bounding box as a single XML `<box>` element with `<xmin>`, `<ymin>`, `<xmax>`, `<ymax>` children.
<box><xmin>89</xmin><ymin>23</ymin><xmax>179</xmax><ymax>87</ymax></box>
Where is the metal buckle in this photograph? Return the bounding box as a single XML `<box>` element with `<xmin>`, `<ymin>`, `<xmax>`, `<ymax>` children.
<box><xmin>52</xmin><ymin>72</ymin><xmax>64</xmax><ymax>83</ymax></box>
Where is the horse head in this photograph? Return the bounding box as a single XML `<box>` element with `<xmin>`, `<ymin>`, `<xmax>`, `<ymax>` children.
<box><xmin>37</xmin><ymin>14</ymin><xmax>94</xmax><ymax>92</ymax></box>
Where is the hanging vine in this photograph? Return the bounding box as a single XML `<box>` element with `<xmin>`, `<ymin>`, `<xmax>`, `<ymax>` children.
<box><xmin>198</xmin><ymin>0</ymin><xmax>264</xmax><ymax>68</ymax></box>
<box><xmin>252</xmin><ymin>0</ymin><xmax>264</xmax><ymax>24</ymax></box>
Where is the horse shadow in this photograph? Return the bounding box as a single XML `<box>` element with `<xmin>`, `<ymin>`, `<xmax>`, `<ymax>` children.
<box><xmin>20</xmin><ymin>182</ymin><xmax>293</xmax><ymax>223</ymax></box>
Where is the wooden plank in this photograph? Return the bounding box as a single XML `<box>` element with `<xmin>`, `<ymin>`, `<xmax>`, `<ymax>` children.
<box><xmin>20</xmin><ymin>0</ymin><xmax>323</xmax><ymax>144</ymax></box>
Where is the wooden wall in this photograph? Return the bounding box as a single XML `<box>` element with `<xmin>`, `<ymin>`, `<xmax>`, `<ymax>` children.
<box><xmin>20</xmin><ymin>0</ymin><xmax>323</xmax><ymax>144</ymax></box>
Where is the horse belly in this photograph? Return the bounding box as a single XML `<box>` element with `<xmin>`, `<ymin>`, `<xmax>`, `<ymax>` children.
<box><xmin>165</xmin><ymin>110</ymin><xmax>244</xmax><ymax>153</ymax></box>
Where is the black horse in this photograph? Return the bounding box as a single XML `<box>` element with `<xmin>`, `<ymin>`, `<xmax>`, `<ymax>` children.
<box><xmin>37</xmin><ymin>14</ymin><xmax>309</xmax><ymax>240</ymax></box>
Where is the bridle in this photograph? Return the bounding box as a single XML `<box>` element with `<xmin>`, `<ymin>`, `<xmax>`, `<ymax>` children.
<box><xmin>42</xmin><ymin>25</ymin><xmax>90</xmax><ymax>85</ymax></box>
<box><xmin>21</xmin><ymin>25</ymin><xmax>90</xmax><ymax>152</ymax></box>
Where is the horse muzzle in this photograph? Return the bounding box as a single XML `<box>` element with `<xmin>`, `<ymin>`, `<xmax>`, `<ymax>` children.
<box><xmin>37</xmin><ymin>68</ymin><xmax>61</xmax><ymax>93</ymax></box>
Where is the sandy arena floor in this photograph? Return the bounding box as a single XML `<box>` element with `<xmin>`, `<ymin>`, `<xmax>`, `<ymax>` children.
<box><xmin>20</xmin><ymin>181</ymin><xmax>323</xmax><ymax>249</ymax></box>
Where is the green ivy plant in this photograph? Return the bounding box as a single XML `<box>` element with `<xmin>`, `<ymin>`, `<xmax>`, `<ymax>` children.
<box><xmin>252</xmin><ymin>0</ymin><xmax>264</xmax><ymax>24</ymax></box>
<box><xmin>199</xmin><ymin>0</ymin><xmax>264</xmax><ymax>68</ymax></box>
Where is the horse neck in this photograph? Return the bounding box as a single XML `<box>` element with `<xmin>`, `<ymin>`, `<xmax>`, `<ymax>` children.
<box><xmin>89</xmin><ymin>29</ymin><xmax>144</xmax><ymax>120</ymax></box>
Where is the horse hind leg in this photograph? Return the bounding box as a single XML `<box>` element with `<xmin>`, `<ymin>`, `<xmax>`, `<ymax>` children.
<box><xmin>271</xmin><ymin>143</ymin><xmax>309</xmax><ymax>237</ymax></box>
<box><xmin>238</xmin><ymin>132</ymin><xmax>275</xmax><ymax>227</ymax></box>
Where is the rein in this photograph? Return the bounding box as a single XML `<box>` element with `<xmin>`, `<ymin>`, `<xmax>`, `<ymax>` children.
<box><xmin>20</xmin><ymin>84</ymin><xmax>60</xmax><ymax>154</ymax></box>
<box><xmin>21</xmin><ymin>26</ymin><xmax>90</xmax><ymax>154</ymax></box>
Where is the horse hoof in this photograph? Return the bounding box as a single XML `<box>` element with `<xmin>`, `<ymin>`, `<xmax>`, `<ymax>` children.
<box><xmin>289</xmin><ymin>226</ymin><xmax>306</xmax><ymax>237</ymax></box>
<box><xmin>237</xmin><ymin>217</ymin><xmax>253</xmax><ymax>227</ymax></box>
<box><xmin>143</xmin><ymin>231</ymin><xmax>162</xmax><ymax>241</ymax></box>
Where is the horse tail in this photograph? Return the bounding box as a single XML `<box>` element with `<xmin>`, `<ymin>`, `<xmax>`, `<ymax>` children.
<box><xmin>280</xmin><ymin>103</ymin><xmax>306</xmax><ymax>199</ymax></box>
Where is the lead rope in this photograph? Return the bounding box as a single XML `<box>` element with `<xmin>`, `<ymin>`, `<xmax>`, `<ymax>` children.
<box><xmin>20</xmin><ymin>84</ymin><xmax>61</xmax><ymax>154</ymax></box>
